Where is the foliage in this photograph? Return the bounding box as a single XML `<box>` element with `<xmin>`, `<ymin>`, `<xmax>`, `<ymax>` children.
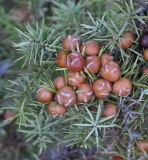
<box><xmin>1</xmin><ymin>0</ymin><xmax>148</xmax><ymax>159</ymax></box>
